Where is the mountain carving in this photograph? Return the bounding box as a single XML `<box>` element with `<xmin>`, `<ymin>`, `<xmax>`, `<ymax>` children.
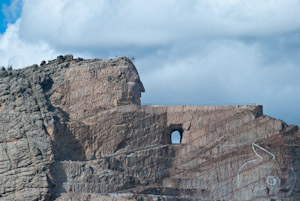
<box><xmin>0</xmin><ymin>55</ymin><xmax>299</xmax><ymax>201</ymax></box>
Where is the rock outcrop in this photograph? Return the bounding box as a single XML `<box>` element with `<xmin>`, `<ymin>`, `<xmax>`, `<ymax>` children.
<box><xmin>0</xmin><ymin>56</ymin><xmax>299</xmax><ymax>201</ymax></box>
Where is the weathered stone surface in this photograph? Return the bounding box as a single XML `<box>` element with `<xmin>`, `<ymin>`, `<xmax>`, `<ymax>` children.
<box><xmin>0</xmin><ymin>55</ymin><xmax>299</xmax><ymax>201</ymax></box>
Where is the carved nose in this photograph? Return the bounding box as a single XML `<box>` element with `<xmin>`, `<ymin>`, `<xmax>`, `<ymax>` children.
<box><xmin>139</xmin><ymin>81</ymin><xmax>145</xmax><ymax>92</ymax></box>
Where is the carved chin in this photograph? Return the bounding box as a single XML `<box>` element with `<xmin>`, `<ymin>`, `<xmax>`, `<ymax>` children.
<box><xmin>133</xmin><ymin>98</ymin><xmax>141</xmax><ymax>105</ymax></box>
<box><xmin>130</xmin><ymin>92</ymin><xmax>141</xmax><ymax>104</ymax></box>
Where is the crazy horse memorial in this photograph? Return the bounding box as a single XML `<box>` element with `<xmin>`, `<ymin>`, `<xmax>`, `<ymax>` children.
<box><xmin>0</xmin><ymin>55</ymin><xmax>299</xmax><ymax>200</ymax></box>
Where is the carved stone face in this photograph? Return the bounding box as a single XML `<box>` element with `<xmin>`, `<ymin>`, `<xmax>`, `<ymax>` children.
<box><xmin>50</xmin><ymin>57</ymin><xmax>145</xmax><ymax>120</ymax></box>
<box><xmin>126</xmin><ymin>71</ymin><xmax>145</xmax><ymax>105</ymax></box>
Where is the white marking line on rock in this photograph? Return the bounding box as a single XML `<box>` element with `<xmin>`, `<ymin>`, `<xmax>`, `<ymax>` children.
<box><xmin>221</xmin><ymin>144</ymin><xmax>237</xmax><ymax>146</ymax></box>
<box><xmin>237</xmin><ymin>143</ymin><xmax>276</xmax><ymax>188</ymax></box>
<box><xmin>266</xmin><ymin>176</ymin><xmax>277</xmax><ymax>186</ymax></box>
<box><xmin>252</xmin><ymin>143</ymin><xmax>275</xmax><ymax>160</ymax></box>
<box><xmin>287</xmin><ymin>166</ymin><xmax>297</xmax><ymax>196</ymax></box>
<box><xmin>237</xmin><ymin>159</ymin><xmax>257</xmax><ymax>188</ymax></box>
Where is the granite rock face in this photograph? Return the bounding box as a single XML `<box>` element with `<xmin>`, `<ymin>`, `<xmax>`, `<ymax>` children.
<box><xmin>0</xmin><ymin>56</ymin><xmax>299</xmax><ymax>201</ymax></box>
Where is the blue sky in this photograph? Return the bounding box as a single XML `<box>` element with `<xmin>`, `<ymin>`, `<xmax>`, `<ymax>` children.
<box><xmin>0</xmin><ymin>0</ymin><xmax>22</xmax><ymax>33</ymax></box>
<box><xmin>0</xmin><ymin>0</ymin><xmax>300</xmax><ymax>126</ymax></box>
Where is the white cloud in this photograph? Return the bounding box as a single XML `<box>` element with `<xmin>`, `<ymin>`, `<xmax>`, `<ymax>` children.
<box><xmin>0</xmin><ymin>20</ymin><xmax>59</xmax><ymax>68</ymax></box>
<box><xmin>19</xmin><ymin>0</ymin><xmax>300</xmax><ymax>49</ymax></box>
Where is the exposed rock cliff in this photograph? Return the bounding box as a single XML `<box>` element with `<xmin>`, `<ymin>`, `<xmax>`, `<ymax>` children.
<box><xmin>0</xmin><ymin>56</ymin><xmax>299</xmax><ymax>201</ymax></box>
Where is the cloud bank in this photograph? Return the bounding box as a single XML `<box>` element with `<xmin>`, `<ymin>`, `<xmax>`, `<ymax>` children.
<box><xmin>19</xmin><ymin>0</ymin><xmax>300</xmax><ymax>47</ymax></box>
<box><xmin>0</xmin><ymin>0</ymin><xmax>300</xmax><ymax>125</ymax></box>
<box><xmin>0</xmin><ymin>20</ymin><xmax>59</xmax><ymax>68</ymax></box>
